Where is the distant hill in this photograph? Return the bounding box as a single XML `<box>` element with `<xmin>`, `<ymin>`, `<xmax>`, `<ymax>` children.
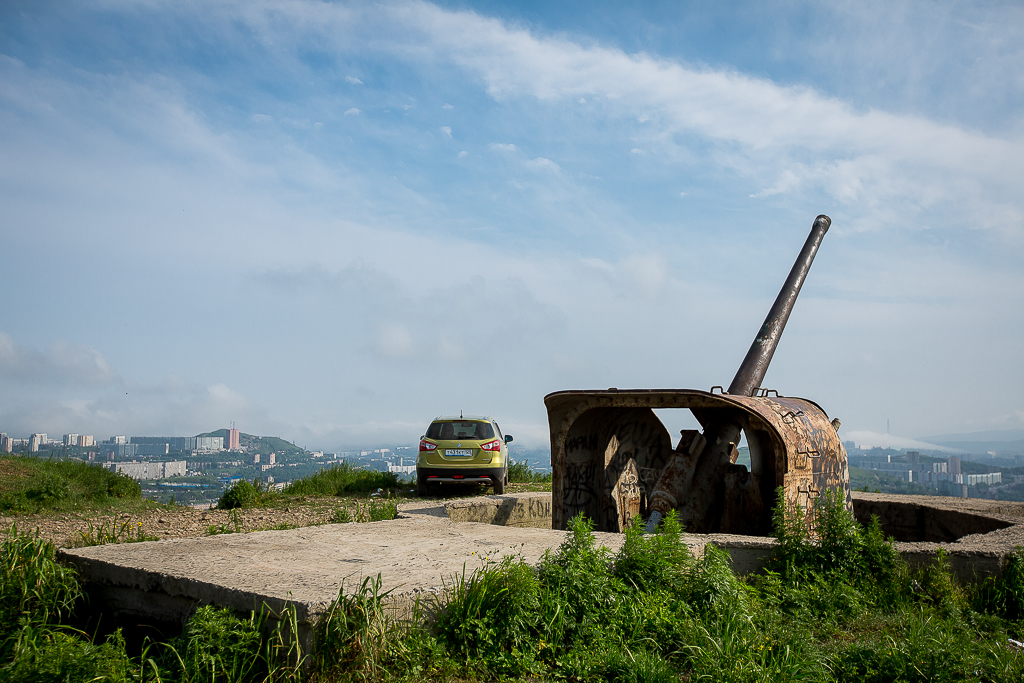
<box><xmin>923</xmin><ymin>429</ymin><xmax>1024</xmax><ymax>443</ymax></box>
<box><xmin>197</xmin><ymin>430</ymin><xmax>305</xmax><ymax>456</ymax></box>
<box><xmin>919</xmin><ymin>429</ymin><xmax>1024</xmax><ymax>456</ymax></box>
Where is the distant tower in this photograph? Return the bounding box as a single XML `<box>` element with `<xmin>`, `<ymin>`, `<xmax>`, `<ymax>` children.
<box><xmin>228</xmin><ymin>422</ymin><xmax>240</xmax><ymax>451</ymax></box>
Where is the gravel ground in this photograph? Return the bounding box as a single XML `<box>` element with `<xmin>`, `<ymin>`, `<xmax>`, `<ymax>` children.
<box><xmin>0</xmin><ymin>500</ymin><xmax>344</xmax><ymax>548</ymax></box>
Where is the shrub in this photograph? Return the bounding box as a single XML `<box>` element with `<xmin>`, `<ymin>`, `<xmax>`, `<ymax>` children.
<box><xmin>217</xmin><ymin>479</ymin><xmax>271</xmax><ymax>510</ymax></box>
<box><xmin>767</xmin><ymin>487</ymin><xmax>906</xmax><ymax>606</ymax></box>
<box><xmin>24</xmin><ymin>473</ymin><xmax>71</xmax><ymax>505</ymax></box>
<box><xmin>104</xmin><ymin>471</ymin><xmax>141</xmax><ymax>500</ymax></box>
<box><xmin>613</xmin><ymin>510</ymin><xmax>692</xmax><ymax>595</ymax></box>
<box><xmin>283</xmin><ymin>462</ymin><xmax>399</xmax><ymax>497</ymax></box>
<box><xmin>914</xmin><ymin>549</ymin><xmax>967</xmax><ymax>612</ymax></box>
<box><xmin>537</xmin><ymin>513</ymin><xmax>616</xmax><ymax>648</ymax></box>
<box><xmin>158</xmin><ymin>605</ymin><xmax>266</xmax><ymax>682</ymax></box>
<box><xmin>1</xmin><ymin>624</ymin><xmax>133</xmax><ymax>683</ymax></box>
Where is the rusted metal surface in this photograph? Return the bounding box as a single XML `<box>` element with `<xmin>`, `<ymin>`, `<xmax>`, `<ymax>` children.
<box><xmin>546</xmin><ymin>215</ymin><xmax>850</xmax><ymax>536</ymax></box>
<box><xmin>546</xmin><ymin>389</ymin><xmax>850</xmax><ymax>534</ymax></box>
<box><xmin>728</xmin><ymin>215</ymin><xmax>831</xmax><ymax>398</ymax></box>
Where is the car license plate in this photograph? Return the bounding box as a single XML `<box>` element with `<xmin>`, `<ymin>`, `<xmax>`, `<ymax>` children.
<box><xmin>446</xmin><ymin>449</ymin><xmax>473</xmax><ymax>456</ymax></box>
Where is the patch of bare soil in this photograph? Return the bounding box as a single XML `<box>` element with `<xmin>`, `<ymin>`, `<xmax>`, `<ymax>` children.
<box><xmin>0</xmin><ymin>499</ymin><xmax>342</xmax><ymax>548</ymax></box>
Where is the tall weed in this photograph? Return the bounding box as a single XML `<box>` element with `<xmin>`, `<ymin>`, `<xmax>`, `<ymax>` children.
<box><xmin>973</xmin><ymin>547</ymin><xmax>1024</xmax><ymax>620</ymax></box>
<box><xmin>313</xmin><ymin>575</ymin><xmax>405</xmax><ymax>680</ymax></box>
<box><xmin>74</xmin><ymin>518</ymin><xmax>159</xmax><ymax>547</ymax></box>
<box><xmin>767</xmin><ymin>487</ymin><xmax>905</xmax><ymax>607</ymax></box>
<box><xmin>613</xmin><ymin>511</ymin><xmax>692</xmax><ymax>595</ymax></box>
<box><xmin>0</xmin><ymin>527</ymin><xmax>80</xmax><ymax>639</ymax></box>
<box><xmin>537</xmin><ymin>513</ymin><xmax>616</xmax><ymax>648</ymax></box>
<box><xmin>435</xmin><ymin>555</ymin><xmax>540</xmax><ymax>669</ymax></box>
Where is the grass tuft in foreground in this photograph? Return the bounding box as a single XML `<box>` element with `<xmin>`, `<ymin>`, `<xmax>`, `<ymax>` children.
<box><xmin>73</xmin><ymin>518</ymin><xmax>160</xmax><ymax>547</ymax></box>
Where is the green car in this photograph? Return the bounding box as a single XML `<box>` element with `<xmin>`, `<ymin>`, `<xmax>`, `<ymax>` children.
<box><xmin>417</xmin><ymin>416</ymin><xmax>513</xmax><ymax>496</ymax></box>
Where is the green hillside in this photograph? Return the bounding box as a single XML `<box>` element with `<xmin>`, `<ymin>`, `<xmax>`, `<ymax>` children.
<box><xmin>197</xmin><ymin>430</ymin><xmax>304</xmax><ymax>457</ymax></box>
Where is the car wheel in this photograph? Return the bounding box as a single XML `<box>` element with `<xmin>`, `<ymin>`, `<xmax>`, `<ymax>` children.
<box><xmin>417</xmin><ymin>471</ymin><xmax>431</xmax><ymax>497</ymax></box>
<box><xmin>493</xmin><ymin>473</ymin><xmax>505</xmax><ymax>495</ymax></box>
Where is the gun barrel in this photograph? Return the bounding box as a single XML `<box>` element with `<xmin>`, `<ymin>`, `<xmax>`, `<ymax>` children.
<box><xmin>728</xmin><ymin>215</ymin><xmax>830</xmax><ymax>397</ymax></box>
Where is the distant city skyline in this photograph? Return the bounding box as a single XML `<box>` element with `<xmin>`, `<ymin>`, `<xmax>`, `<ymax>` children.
<box><xmin>1</xmin><ymin>1</ymin><xmax>1022</xmax><ymax>451</ymax></box>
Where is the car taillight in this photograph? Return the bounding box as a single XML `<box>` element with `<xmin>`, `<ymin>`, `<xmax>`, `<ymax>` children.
<box><xmin>419</xmin><ymin>440</ymin><xmax>437</xmax><ymax>452</ymax></box>
<box><xmin>480</xmin><ymin>439</ymin><xmax>501</xmax><ymax>452</ymax></box>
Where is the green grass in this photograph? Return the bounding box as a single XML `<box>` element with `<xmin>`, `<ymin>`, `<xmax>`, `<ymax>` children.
<box><xmin>282</xmin><ymin>462</ymin><xmax>399</xmax><ymax>497</ymax></box>
<box><xmin>507</xmin><ymin>460</ymin><xmax>552</xmax><ymax>484</ymax></box>
<box><xmin>0</xmin><ymin>455</ymin><xmax>143</xmax><ymax>515</ymax></box>
<box><xmin>329</xmin><ymin>497</ymin><xmax>400</xmax><ymax>524</ymax></box>
<box><xmin>72</xmin><ymin>518</ymin><xmax>160</xmax><ymax>547</ymax></box>
<box><xmin>214</xmin><ymin>463</ymin><xmax>402</xmax><ymax>512</ymax></box>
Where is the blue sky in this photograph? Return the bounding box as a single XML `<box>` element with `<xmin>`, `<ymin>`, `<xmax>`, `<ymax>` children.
<box><xmin>1</xmin><ymin>0</ymin><xmax>1022</xmax><ymax>450</ymax></box>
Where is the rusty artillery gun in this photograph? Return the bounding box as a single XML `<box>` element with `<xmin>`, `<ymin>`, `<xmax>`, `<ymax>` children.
<box><xmin>545</xmin><ymin>215</ymin><xmax>851</xmax><ymax>535</ymax></box>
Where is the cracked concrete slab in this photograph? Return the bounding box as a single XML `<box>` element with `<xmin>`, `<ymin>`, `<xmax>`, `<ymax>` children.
<box><xmin>58</xmin><ymin>495</ymin><xmax>621</xmax><ymax>636</ymax></box>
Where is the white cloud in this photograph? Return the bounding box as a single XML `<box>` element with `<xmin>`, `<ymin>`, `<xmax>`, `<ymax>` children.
<box><xmin>630</xmin><ymin>148</ymin><xmax>644</xmax><ymax>155</ymax></box>
<box><xmin>442</xmin><ymin>103</ymin><xmax>453</xmax><ymax>109</ymax></box>
<box><xmin>523</xmin><ymin>156</ymin><xmax>559</xmax><ymax>172</ymax></box>
<box><xmin>458</xmin><ymin>150</ymin><xmax>468</xmax><ymax>157</ymax></box>
<box><xmin>251</xmin><ymin>113</ymin><xmax>273</xmax><ymax>122</ymax></box>
<box><xmin>440</xmin><ymin>125</ymin><xmax>451</xmax><ymax>137</ymax></box>
<box><xmin>371</xmin><ymin>0</ymin><xmax>1024</xmax><ymax>239</ymax></box>
<box><xmin>345</xmin><ymin>75</ymin><xmax>363</xmax><ymax>84</ymax></box>
<box><xmin>344</xmin><ymin>107</ymin><xmax>360</xmax><ymax>115</ymax></box>
<box><xmin>0</xmin><ymin>332</ymin><xmax>117</xmax><ymax>385</ymax></box>
<box><xmin>489</xmin><ymin>142</ymin><xmax>517</xmax><ymax>152</ymax></box>
<box><xmin>376</xmin><ymin>323</ymin><xmax>416</xmax><ymax>358</ymax></box>
<box><xmin>619</xmin><ymin>254</ymin><xmax>667</xmax><ymax>298</ymax></box>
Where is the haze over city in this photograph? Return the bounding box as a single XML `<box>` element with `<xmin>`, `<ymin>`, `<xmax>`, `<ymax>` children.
<box><xmin>2</xmin><ymin>0</ymin><xmax>1022</xmax><ymax>452</ymax></box>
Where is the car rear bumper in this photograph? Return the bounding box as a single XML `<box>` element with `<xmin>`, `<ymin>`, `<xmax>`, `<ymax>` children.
<box><xmin>418</xmin><ymin>466</ymin><xmax>504</xmax><ymax>484</ymax></box>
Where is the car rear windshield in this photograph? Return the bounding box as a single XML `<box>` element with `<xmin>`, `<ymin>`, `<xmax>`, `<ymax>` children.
<box><xmin>426</xmin><ymin>421</ymin><xmax>494</xmax><ymax>440</ymax></box>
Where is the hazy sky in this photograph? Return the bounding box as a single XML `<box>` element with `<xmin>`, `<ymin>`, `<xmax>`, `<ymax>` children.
<box><xmin>2</xmin><ymin>0</ymin><xmax>1022</xmax><ymax>451</ymax></box>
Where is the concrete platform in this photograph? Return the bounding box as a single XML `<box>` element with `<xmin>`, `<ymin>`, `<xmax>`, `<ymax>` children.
<box><xmin>57</xmin><ymin>491</ymin><xmax>1024</xmax><ymax>646</ymax></box>
<box><xmin>58</xmin><ymin>495</ymin><xmax>619</xmax><ymax>644</ymax></box>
